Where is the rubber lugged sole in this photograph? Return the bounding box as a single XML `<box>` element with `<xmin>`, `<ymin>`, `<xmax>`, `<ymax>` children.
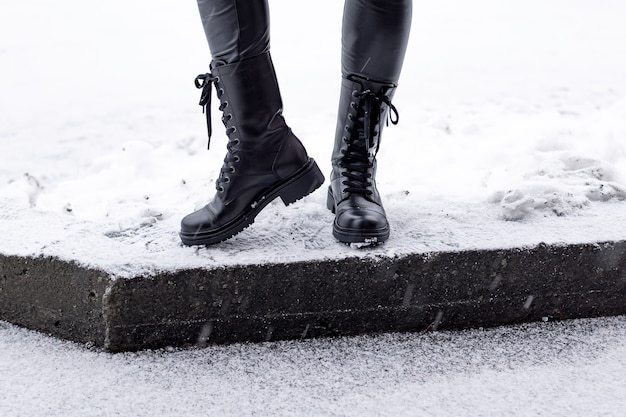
<box><xmin>180</xmin><ymin>158</ymin><xmax>325</xmax><ymax>246</ymax></box>
<box><xmin>326</xmin><ymin>187</ymin><xmax>390</xmax><ymax>244</ymax></box>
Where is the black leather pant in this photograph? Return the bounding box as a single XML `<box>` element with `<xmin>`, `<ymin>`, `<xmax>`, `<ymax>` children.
<box><xmin>196</xmin><ymin>0</ymin><xmax>412</xmax><ymax>84</ymax></box>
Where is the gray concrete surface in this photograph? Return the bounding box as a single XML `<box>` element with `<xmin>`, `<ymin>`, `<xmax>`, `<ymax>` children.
<box><xmin>1</xmin><ymin>240</ymin><xmax>625</xmax><ymax>351</ymax></box>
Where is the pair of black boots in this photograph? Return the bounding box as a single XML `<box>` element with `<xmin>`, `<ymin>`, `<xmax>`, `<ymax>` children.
<box><xmin>179</xmin><ymin>52</ymin><xmax>397</xmax><ymax>246</ymax></box>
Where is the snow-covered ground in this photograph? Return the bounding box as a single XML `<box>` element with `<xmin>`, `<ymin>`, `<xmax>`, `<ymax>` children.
<box><xmin>1</xmin><ymin>1</ymin><xmax>626</xmax><ymax>415</ymax></box>
<box><xmin>1</xmin><ymin>316</ymin><xmax>625</xmax><ymax>417</ymax></box>
<box><xmin>1</xmin><ymin>0</ymin><xmax>626</xmax><ymax>276</ymax></box>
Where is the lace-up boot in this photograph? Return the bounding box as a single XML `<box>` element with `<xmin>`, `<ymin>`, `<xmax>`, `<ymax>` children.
<box><xmin>180</xmin><ymin>52</ymin><xmax>325</xmax><ymax>245</ymax></box>
<box><xmin>327</xmin><ymin>75</ymin><xmax>398</xmax><ymax>244</ymax></box>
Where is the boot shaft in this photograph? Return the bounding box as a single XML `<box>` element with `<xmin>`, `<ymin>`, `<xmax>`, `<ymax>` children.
<box><xmin>211</xmin><ymin>52</ymin><xmax>289</xmax><ymax>143</ymax></box>
<box><xmin>194</xmin><ymin>51</ymin><xmax>309</xmax><ymax>203</ymax></box>
<box><xmin>330</xmin><ymin>75</ymin><xmax>398</xmax><ymax>202</ymax></box>
<box><xmin>332</xmin><ymin>75</ymin><xmax>397</xmax><ymax>164</ymax></box>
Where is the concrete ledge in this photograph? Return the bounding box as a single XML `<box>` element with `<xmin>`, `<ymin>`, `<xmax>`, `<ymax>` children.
<box><xmin>2</xmin><ymin>241</ymin><xmax>626</xmax><ymax>351</ymax></box>
<box><xmin>0</xmin><ymin>255</ymin><xmax>108</xmax><ymax>346</ymax></box>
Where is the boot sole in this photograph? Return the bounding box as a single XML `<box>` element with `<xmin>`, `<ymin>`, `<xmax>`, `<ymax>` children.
<box><xmin>180</xmin><ymin>158</ymin><xmax>325</xmax><ymax>246</ymax></box>
<box><xmin>326</xmin><ymin>187</ymin><xmax>390</xmax><ymax>244</ymax></box>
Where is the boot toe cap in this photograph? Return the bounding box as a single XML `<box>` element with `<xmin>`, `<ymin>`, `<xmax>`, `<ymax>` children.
<box><xmin>180</xmin><ymin>206</ymin><xmax>216</xmax><ymax>234</ymax></box>
<box><xmin>333</xmin><ymin>204</ymin><xmax>390</xmax><ymax>243</ymax></box>
<box><xmin>336</xmin><ymin>207</ymin><xmax>387</xmax><ymax>230</ymax></box>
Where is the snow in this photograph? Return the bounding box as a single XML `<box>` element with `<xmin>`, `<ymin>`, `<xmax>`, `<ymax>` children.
<box><xmin>1</xmin><ymin>0</ymin><xmax>626</xmax><ymax>277</ymax></box>
<box><xmin>1</xmin><ymin>316</ymin><xmax>625</xmax><ymax>416</ymax></box>
<box><xmin>2</xmin><ymin>1</ymin><xmax>626</xmax><ymax>414</ymax></box>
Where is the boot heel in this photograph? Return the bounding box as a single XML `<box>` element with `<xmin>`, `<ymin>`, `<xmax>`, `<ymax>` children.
<box><xmin>280</xmin><ymin>158</ymin><xmax>325</xmax><ymax>206</ymax></box>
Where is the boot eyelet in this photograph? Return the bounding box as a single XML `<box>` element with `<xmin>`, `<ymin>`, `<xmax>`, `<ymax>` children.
<box><xmin>218</xmin><ymin>88</ymin><xmax>224</xmax><ymax>95</ymax></box>
<box><xmin>350</xmin><ymin>102</ymin><xmax>357</xmax><ymax>109</ymax></box>
<box><xmin>224</xmin><ymin>177</ymin><xmax>231</xmax><ymax>183</ymax></box>
<box><xmin>351</xmin><ymin>90</ymin><xmax>358</xmax><ymax>97</ymax></box>
<box><xmin>342</xmin><ymin>136</ymin><xmax>347</xmax><ymax>143</ymax></box>
<box><xmin>231</xmin><ymin>127</ymin><xmax>237</xmax><ymax>133</ymax></box>
<box><xmin>233</xmin><ymin>138</ymin><xmax>240</xmax><ymax>145</ymax></box>
<box><xmin>229</xmin><ymin>166</ymin><xmax>236</xmax><ymax>173</ymax></box>
<box><xmin>234</xmin><ymin>155</ymin><xmax>240</xmax><ymax>163</ymax></box>
<box><xmin>218</xmin><ymin>186</ymin><xmax>225</xmax><ymax>192</ymax></box>
<box><xmin>348</xmin><ymin>114</ymin><xmax>354</xmax><ymax>120</ymax></box>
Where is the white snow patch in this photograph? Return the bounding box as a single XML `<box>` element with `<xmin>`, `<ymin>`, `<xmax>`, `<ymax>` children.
<box><xmin>0</xmin><ymin>316</ymin><xmax>624</xmax><ymax>417</ymax></box>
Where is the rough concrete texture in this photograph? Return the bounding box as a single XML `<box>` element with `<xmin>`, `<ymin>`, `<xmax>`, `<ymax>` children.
<box><xmin>1</xmin><ymin>241</ymin><xmax>626</xmax><ymax>351</ymax></box>
<box><xmin>0</xmin><ymin>255</ymin><xmax>109</xmax><ymax>346</ymax></box>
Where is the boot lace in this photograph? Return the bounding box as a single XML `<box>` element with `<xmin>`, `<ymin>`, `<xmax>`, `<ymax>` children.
<box><xmin>340</xmin><ymin>89</ymin><xmax>399</xmax><ymax>195</ymax></box>
<box><xmin>195</xmin><ymin>72</ymin><xmax>240</xmax><ymax>192</ymax></box>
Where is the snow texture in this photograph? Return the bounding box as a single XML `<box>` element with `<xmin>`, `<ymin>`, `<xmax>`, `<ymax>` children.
<box><xmin>1</xmin><ymin>316</ymin><xmax>625</xmax><ymax>416</ymax></box>
<box><xmin>2</xmin><ymin>0</ymin><xmax>626</xmax><ymax>277</ymax></box>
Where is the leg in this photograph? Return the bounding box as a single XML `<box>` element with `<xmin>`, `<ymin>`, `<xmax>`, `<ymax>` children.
<box><xmin>328</xmin><ymin>0</ymin><xmax>412</xmax><ymax>244</ymax></box>
<box><xmin>180</xmin><ymin>0</ymin><xmax>325</xmax><ymax>245</ymax></box>
<box><xmin>196</xmin><ymin>0</ymin><xmax>270</xmax><ymax>65</ymax></box>
<box><xmin>341</xmin><ymin>0</ymin><xmax>412</xmax><ymax>84</ymax></box>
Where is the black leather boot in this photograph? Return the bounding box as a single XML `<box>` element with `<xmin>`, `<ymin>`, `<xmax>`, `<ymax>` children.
<box><xmin>180</xmin><ymin>52</ymin><xmax>325</xmax><ymax>245</ymax></box>
<box><xmin>327</xmin><ymin>74</ymin><xmax>398</xmax><ymax>244</ymax></box>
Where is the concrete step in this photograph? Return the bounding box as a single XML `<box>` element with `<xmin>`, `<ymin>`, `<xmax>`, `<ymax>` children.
<box><xmin>1</xmin><ymin>240</ymin><xmax>625</xmax><ymax>351</ymax></box>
